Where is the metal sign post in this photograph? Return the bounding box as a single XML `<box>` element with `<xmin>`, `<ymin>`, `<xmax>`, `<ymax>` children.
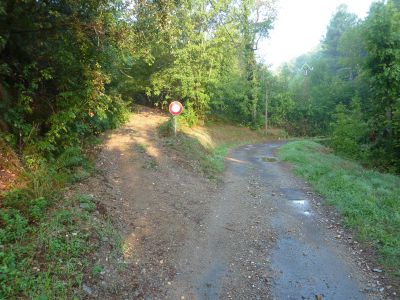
<box><xmin>169</xmin><ymin>101</ymin><xmax>183</xmax><ymax>136</ymax></box>
<box><xmin>173</xmin><ymin>115</ymin><xmax>177</xmax><ymax>136</ymax></box>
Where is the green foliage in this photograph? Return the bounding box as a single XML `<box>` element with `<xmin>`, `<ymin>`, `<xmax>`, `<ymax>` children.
<box><xmin>77</xmin><ymin>194</ymin><xmax>97</xmax><ymax>212</ymax></box>
<box><xmin>181</xmin><ymin>105</ymin><xmax>199</xmax><ymax>127</ymax></box>
<box><xmin>0</xmin><ymin>148</ymin><xmax>119</xmax><ymax>299</ymax></box>
<box><xmin>158</xmin><ymin>120</ymin><xmax>226</xmax><ymax>178</ymax></box>
<box><xmin>0</xmin><ymin>0</ymin><xmax>277</xmax><ymax>150</ymax></box>
<box><xmin>203</xmin><ymin>145</ymin><xmax>230</xmax><ymax>178</ymax></box>
<box><xmin>330</xmin><ymin>99</ymin><xmax>368</xmax><ymax>159</ymax></box>
<box><xmin>0</xmin><ymin>209</ymin><xmax>29</xmax><ymax>244</ymax></box>
<box><xmin>0</xmin><ymin>200</ymin><xmax>95</xmax><ymax>299</ymax></box>
<box><xmin>210</xmin><ymin>60</ymin><xmax>252</xmax><ymax>125</ymax></box>
<box><xmin>92</xmin><ymin>263</ymin><xmax>103</xmax><ymax>278</ymax></box>
<box><xmin>116</xmin><ymin>0</ymin><xmax>276</xmax><ymax>127</ymax></box>
<box><xmin>362</xmin><ymin>0</ymin><xmax>400</xmax><ymax>171</ymax></box>
<box><xmin>323</xmin><ymin>4</ymin><xmax>359</xmax><ymax>57</ymax></box>
<box><xmin>271</xmin><ymin>1</ymin><xmax>400</xmax><ymax>172</ymax></box>
<box><xmin>0</xmin><ymin>145</ymin><xmax>96</xmax><ymax>297</ymax></box>
<box><xmin>278</xmin><ymin>140</ymin><xmax>400</xmax><ymax>276</ymax></box>
<box><xmin>0</xmin><ymin>0</ymin><xmax>130</xmax><ymax>156</ymax></box>
<box><xmin>0</xmin><ymin>1</ymin><xmax>280</xmax><ymax>297</ymax></box>
<box><xmin>267</xmin><ymin>66</ymin><xmax>295</xmax><ymax>130</ymax></box>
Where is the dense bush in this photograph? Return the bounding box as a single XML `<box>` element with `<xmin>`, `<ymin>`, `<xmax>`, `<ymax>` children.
<box><xmin>0</xmin><ymin>0</ymin><xmax>130</xmax><ymax>157</ymax></box>
<box><xmin>330</xmin><ymin>99</ymin><xmax>367</xmax><ymax>159</ymax></box>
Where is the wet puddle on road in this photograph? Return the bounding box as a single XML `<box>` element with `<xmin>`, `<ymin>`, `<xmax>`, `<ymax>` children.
<box><xmin>255</xmin><ymin>143</ymin><xmax>367</xmax><ymax>299</ymax></box>
<box><xmin>291</xmin><ymin>200</ymin><xmax>307</xmax><ymax>206</ymax></box>
<box><xmin>289</xmin><ymin>200</ymin><xmax>313</xmax><ymax>217</ymax></box>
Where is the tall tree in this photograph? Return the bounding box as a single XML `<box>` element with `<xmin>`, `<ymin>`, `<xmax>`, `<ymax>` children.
<box><xmin>363</xmin><ymin>0</ymin><xmax>400</xmax><ymax>170</ymax></box>
<box><xmin>238</xmin><ymin>0</ymin><xmax>276</xmax><ymax>125</ymax></box>
<box><xmin>323</xmin><ymin>4</ymin><xmax>359</xmax><ymax>59</ymax></box>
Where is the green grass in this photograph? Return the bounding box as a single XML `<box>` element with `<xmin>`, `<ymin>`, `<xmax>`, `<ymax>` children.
<box><xmin>160</xmin><ymin>132</ymin><xmax>248</xmax><ymax>179</ymax></box>
<box><xmin>278</xmin><ymin>140</ymin><xmax>400</xmax><ymax>276</ymax></box>
<box><xmin>158</xmin><ymin>118</ymin><xmax>268</xmax><ymax>179</ymax></box>
<box><xmin>203</xmin><ymin>145</ymin><xmax>230</xmax><ymax>176</ymax></box>
<box><xmin>159</xmin><ymin>133</ymin><xmax>218</xmax><ymax>178</ymax></box>
<box><xmin>1</xmin><ymin>195</ymin><xmax>96</xmax><ymax>298</ymax></box>
<box><xmin>0</xmin><ymin>147</ymin><xmax>121</xmax><ymax>299</ymax></box>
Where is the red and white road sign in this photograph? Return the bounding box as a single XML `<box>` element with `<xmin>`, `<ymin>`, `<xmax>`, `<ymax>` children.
<box><xmin>169</xmin><ymin>101</ymin><xmax>183</xmax><ymax>116</ymax></box>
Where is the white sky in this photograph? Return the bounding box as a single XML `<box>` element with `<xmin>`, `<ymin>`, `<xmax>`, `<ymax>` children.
<box><xmin>258</xmin><ymin>0</ymin><xmax>375</xmax><ymax>69</ymax></box>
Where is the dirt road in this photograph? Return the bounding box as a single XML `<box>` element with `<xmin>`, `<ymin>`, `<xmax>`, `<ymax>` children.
<box><xmin>168</xmin><ymin>143</ymin><xmax>383</xmax><ymax>300</ymax></box>
<box><xmin>79</xmin><ymin>108</ymin><xmax>385</xmax><ymax>299</ymax></box>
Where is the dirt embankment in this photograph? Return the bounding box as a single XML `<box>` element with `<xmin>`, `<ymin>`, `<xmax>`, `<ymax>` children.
<box><xmin>73</xmin><ymin>107</ymin><xmax>220</xmax><ymax>298</ymax></box>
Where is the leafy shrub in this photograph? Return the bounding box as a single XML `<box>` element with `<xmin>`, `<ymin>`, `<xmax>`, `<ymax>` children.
<box><xmin>2</xmin><ymin>189</ymin><xmax>31</xmax><ymax>212</ymax></box>
<box><xmin>0</xmin><ymin>209</ymin><xmax>29</xmax><ymax>244</ymax></box>
<box><xmin>330</xmin><ymin>99</ymin><xmax>367</xmax><ymax>159</ymax></box>
<box><xmin>88</xmin><ymin>95</ymin><xmax>130</xmax><ymax>134</ymax></box>
<box><xmin>28</xmin><ymin>197</ymin><xmax>50</xmax><ymax>222</ymax></box>
<box><xmin>180</xmin><ymin>104</ymin><xmax>199</xmax><ymax>126</ymax></box>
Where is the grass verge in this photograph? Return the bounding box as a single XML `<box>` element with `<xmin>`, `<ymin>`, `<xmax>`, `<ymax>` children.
<box><xmin>0</xmin><ymin>147</ymin><xmax>121</xmax><ymax>299</ymax></box>
<box><xmin>278</xmin><ymin>140</ymin><xmax>400</xmax><ymax>277</ymax></box>
<box><xmin>158</xmin><ymin>117</ymin><xmax>274</xmax><ymax>178</ymax></box>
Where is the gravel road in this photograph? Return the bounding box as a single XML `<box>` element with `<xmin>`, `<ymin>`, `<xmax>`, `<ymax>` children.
<box><xmin>167</xmin><ymin>142</ymin><xmax>383</xmax><ymax>300</ymax></box>
<box><xmin>77</xmin><ymin>108</ymin><xmax>388</xmax><ymax>299</ymax></box>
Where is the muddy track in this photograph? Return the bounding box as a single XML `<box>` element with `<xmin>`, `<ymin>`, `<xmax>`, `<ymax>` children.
<box><xmin>77</xmin><ymin>108</ymin><xmax>388</xmax><ymax>299</ymax></box>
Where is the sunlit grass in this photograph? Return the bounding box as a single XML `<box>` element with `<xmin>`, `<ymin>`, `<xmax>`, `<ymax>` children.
<box><xmin>159</xmin><ymin>118</ymin><xmax>269</xmax><ymax>178</ymax></box>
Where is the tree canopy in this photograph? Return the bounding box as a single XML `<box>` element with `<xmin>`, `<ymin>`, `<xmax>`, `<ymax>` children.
<box><xmin>1</xmin><ymin>0</ymin><xmax>400</xmax><ymax>172</ymax></box>
<box><xmin>267</xmin><ymin>1</ymin><xmax>400</xmax><ymax>172</ymax></box>
<box><xmin>0</xmin><ymin>0</ymin><xmax>276</xmax><ymax>158</ymax></box>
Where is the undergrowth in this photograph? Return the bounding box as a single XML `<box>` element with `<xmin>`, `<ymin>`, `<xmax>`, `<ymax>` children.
<box><xmin>0</xmin><ymin>146</ymin><xmax>119</xmax><ymax>298</ymax></box>
<box><xmin>278</xmin><ymin>140</ymin><xmax>400</xmax><ymax>277</ymax></box>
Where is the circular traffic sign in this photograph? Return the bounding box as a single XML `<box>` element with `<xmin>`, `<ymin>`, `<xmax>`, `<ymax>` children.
<box><xmin>169</xmin><ymin>101</ymin><xmax>183</xmax><ymax>116</ymax></box>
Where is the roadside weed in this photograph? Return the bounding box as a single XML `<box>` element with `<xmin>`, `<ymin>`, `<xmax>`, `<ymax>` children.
<box><xmin>0</xmin><ymin>146</ymin><xmax>118</xmax><ymax>298</ymax></box>
<box><xmin>92</xmin><ymin>263</ymin><xmax>103</xmax><ymax>277</ymax></box>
